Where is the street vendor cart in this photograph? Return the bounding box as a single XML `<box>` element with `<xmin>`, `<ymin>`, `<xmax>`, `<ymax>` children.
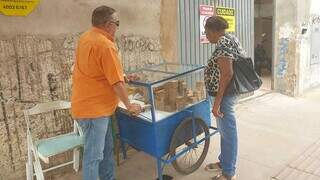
<box><xmin>116</xmin><ymin>63</ymin><xmax>218</xmax><ymax>180</ymax></box>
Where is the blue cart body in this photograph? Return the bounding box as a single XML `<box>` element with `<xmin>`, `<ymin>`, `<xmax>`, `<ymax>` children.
<box><xmin>116</xmin><ymin>100</ymin><xmax>211</xmax><ymax>158</ymax></box>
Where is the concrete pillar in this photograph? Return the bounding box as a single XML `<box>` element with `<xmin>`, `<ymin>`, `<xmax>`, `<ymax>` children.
<box><xmin>160</xmin><ymin>0</ymin><xmax>179</xmax><ymax>63</ymax></box>
<box><xmin>273</xmin><ymin>0</ymin><xmax>311</xmax><ymax>96</ymax></box>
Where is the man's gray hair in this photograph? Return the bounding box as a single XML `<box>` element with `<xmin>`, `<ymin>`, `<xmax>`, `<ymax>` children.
<box><xmin>92</xmin><ymin>6</ymin><xmax>116</xmax><ymax>26</ymax></box>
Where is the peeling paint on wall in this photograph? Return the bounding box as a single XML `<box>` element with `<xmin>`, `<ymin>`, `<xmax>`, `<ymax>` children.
<box><xmin>0</xmin><ymin>34</ymin><xmax>161</xmax><ymax>179</ymax></box>
<box><xmin>0</xmin><ymin>35</ymin><xmax>78</xmax><ymax>179</ymax></box>
<box><xmin>279</xmin><ymin>23</ymin><xmax>295</xmax><ymax>39</ymax></box>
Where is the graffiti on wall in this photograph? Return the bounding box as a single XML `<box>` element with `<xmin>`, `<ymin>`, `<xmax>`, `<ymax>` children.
<box><xmin>276</xmin><ymin>23</ymin><xmax>295</xmax><ymax>78</ymax></box>
<box><xmin>277</xmin><ymin>38</ymin><xmax>290</xmax><ymax>78</ymax></box>
<box><xmin>115</xmin><ymin>35</ymin><xmax>162</xmax><ymax>72</ymax></box>
<box><xmin>311</xmin><ymin>14</ymin><xmax>320</xmax><ymax>25</ymax></box>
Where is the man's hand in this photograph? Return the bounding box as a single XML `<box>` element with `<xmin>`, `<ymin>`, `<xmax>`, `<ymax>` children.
<box><xmin>124</xmin><ymin>74</ymin><xmax>140</xmax><ymax>83</ymax></box>
<box><xmin>212</xmin><ymin>103</ymin><xmax>224</xmax><ymax>118</ymax></box>
<box><xmin>127</xmin><ymin>103</ymin><xmax>142</xmax><ymax>116</ymax></box>
<box><xmin>113</xmin><ymin>82</ymin><xmax>142</xmax><ymax>116</ymax></box>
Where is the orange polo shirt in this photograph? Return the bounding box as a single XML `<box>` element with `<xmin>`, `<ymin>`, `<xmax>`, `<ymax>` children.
<box><xmin>71</xmin><ymin>27</ymin><xmax>124</xmax><ymax>119</ymax></box>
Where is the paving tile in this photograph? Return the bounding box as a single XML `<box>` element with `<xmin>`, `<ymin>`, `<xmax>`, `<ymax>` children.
<box><xmin>275</xmin><ymin>139</ymin><xmax>320</xmax><ymax>180</ymax></box>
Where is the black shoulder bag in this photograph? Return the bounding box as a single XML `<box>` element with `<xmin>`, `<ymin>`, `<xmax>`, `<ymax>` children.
<box><xmin>218</xmin><ymin>47</ymin><xmax>263</xmax><ymax>95</ymax></box>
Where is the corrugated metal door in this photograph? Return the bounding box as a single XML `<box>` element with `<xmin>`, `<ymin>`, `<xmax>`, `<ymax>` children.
<box><xmin>178</xmin><ymin>0</ymin><xmax>254</xmax><ymax>65</ymax></box>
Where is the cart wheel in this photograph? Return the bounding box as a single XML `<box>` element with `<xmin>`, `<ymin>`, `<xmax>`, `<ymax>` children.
<box><xmin>169</xmin><ymin>117</ymin><xmax>210</xmax><ymax>175</ymax></box>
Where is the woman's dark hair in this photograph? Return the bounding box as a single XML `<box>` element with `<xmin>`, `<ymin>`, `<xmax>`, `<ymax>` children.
<box><xmin>205</xmin><ymin>16</ymin><xmax>229</xmax><ymax>32</ymax></box>
<box><xmin>92</xmin><ymin>6</ymin><xmax>116</xmax><ymax>26</ymax></box>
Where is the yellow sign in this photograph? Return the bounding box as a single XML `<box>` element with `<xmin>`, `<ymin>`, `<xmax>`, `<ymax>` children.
<box><xmin>216</xmin><ymin>7</ymin><xmax>236</xmax><ymax>32</ymax></box>
<box><xmin>0</xmin><ymin>0</ymin><xmax>40</xmax><ymax>16</ymax></box>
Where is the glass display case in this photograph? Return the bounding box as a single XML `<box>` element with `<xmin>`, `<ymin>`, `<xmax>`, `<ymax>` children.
<box><xmin>118</xmin><ymin>63</ymin><xmax>207</xmax><ymax>122</ymax></box>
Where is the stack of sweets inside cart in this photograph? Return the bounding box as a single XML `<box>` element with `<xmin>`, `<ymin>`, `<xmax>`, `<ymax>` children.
<box><xmin>153</xmin><ymin>80</ymin><xmax>206</xmax><ymax>112</ymax></box>
<box><xmin>126</xmin><ymin>71</ymin><xmax>206</xmax><ymax>113</ymax></box>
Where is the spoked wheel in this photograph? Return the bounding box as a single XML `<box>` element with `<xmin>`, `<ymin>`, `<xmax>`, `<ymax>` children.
<box><xmin>169</xmin><ymin>117</ymin><xmax>210</xmax><ymax>175</ymax></box>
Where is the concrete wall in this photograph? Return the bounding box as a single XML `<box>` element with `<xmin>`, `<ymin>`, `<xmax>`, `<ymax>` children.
<box><xmin>0</xmin><ymin>0</ymin><xmax>179</xmax><ymax>179</ymax></box>
<box><xmin>160</xmin><ymin>0</ymin><xmax>178</xmax><ymax>63</ymax></box>
<box><xmin>0</xmin><ymin>0</ymin><xmax>161</xmax><ymax>37</ymax></box>
<box><xmin>298</xmin><ymin>0</ymin><xmax>320</xmax><ymax>93</ymax></box>
<box><xmin>273</xmin><ymin>0</ymin><xmax>312</xmax><ymax>96</ymax></box>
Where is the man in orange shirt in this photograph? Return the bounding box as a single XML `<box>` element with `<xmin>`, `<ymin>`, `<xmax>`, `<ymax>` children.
<box><xmin>71</xmin><ymin>6</ymin><xmax>142</xmax><ymax>180</ymax></box>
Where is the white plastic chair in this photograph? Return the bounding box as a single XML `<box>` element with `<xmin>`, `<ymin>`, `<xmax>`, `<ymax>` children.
<box><xmin>24</xmin><ymin>100</ymin><xmax>83</xmax><ymax>180</ymax></box>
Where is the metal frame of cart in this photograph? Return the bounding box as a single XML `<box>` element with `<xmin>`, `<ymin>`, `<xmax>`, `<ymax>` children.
<box><xmin>116</xmin><ymin>63</ymin><xmax>219</xmax><ymax>180</ymax></box>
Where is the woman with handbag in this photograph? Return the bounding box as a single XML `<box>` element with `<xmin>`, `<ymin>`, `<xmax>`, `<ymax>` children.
<box><xmin>203</xmin><ymin>16</ymin><xmax>246</xmax><ymax>180</ymax></box>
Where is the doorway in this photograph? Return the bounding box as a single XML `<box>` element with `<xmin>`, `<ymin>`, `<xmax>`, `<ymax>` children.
<box><xmin>254</xmin><ymin>0</ymin><xmax>274</xmax><ymax>91</ymax></box>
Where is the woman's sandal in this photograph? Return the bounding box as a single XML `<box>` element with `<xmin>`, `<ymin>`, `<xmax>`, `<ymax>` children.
<box><xmin>211</xmin><ymin>174</ymin><xmax>236</xmax><ymax>180</ymax></box>
<box><xmin>205</xmin><ymin>162</ymin><xmax>222</xmax><ymax>172</ymax></box>
<box><xmin>211</xmin><ymin>174</ymin><xmax>223</xmax><ymax>180</ymax></box>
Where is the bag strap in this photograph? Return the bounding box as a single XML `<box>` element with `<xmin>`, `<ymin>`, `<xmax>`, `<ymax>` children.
<box><xmin>215</xmin><ymin>46</ymin><xmax>247</xmax><ymax>59</ymax></box>
<box><xmin>216</xmin><ymin>34</ymin><xmax>247</xmax><ymax>59</ymax></box>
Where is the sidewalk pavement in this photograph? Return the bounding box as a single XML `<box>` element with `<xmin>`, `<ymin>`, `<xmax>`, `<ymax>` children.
<box><xmin>58</xmin><ymin>87</ymin><xmax>320</xmax><ymax>180</ymax></box>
